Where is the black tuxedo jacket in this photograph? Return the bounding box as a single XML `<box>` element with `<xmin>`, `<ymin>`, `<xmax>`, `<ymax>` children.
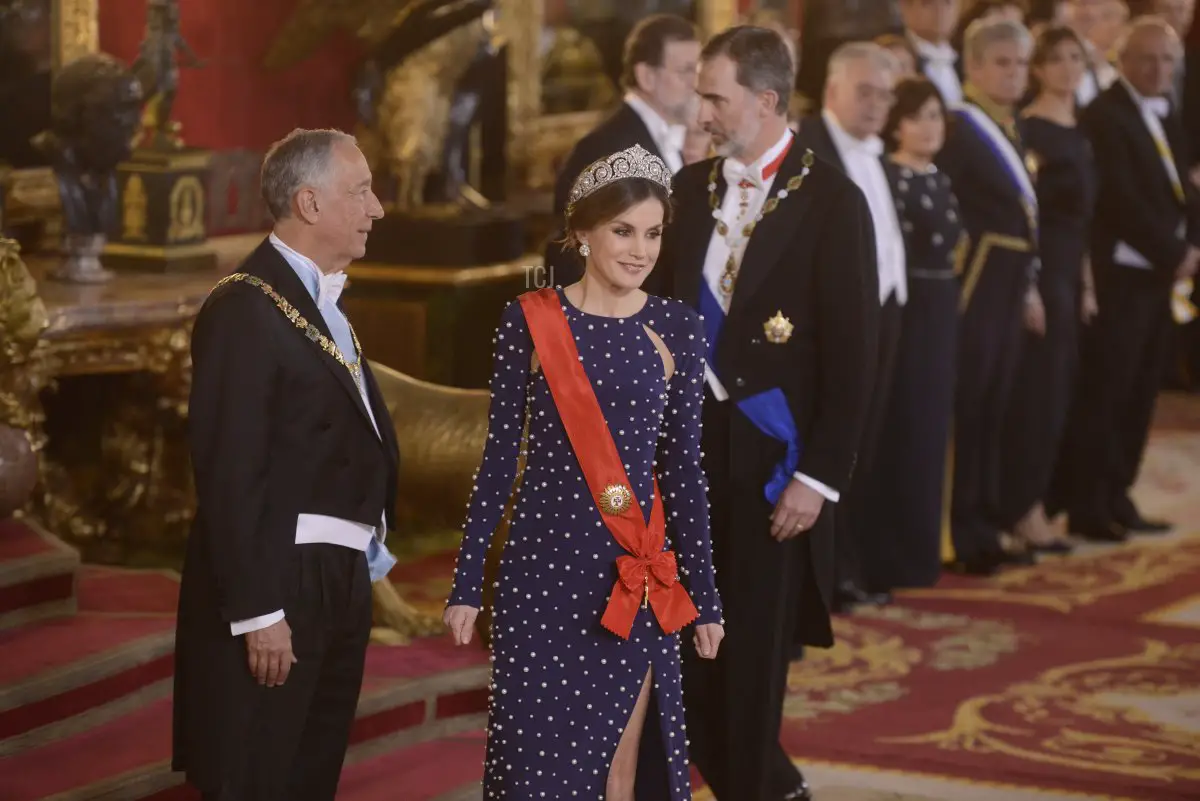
<box><xmin>1083</xmin><ymin>81</ymin><xmax>1200</xmax><ymax>273</ymax></box>
<box><xmin>794</xmin><ymin>113</ymin><xmax>847</xmax><ymax>174</ymax></box>
<box><xmin>184</xmin><ymin>238</ymin><xmax>400</xmax><ymax>625</ymax></box>
<box><xmin>659</xmin><ymin>142</ymin><xmax>879</xmax><ymax>644</ymax></box>
<box><xmin>544</xmin><ymin>102</ymin><xmax>670</xmax><ymax>286</ymax></box>
<box><xmin>935</xmin><ymin>104</ymin><xmax>1036</xmax><ymax>268</ymax></box>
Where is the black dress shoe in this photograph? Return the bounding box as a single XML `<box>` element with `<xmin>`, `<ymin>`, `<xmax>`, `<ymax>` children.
<box><xmin>1112</xmin><ymin>497</ymin><xmax>1172</xmax><ymax>533</ymax></box>
<box><xmin>1071</xmin><ymin>520</ymin><xmax>1129</xmax><ymax>543</ymax></box>
<box><xmin>1114</xmin><ymin>509</ymin><xmax>1171</xmax><ymax>533</ymax></box>
<box><xmin>783</xmin><ymin>777</ymin><xmax>813</xmax><ymax>800</ymax></box>
<box><xmin>946</xmin><ymin>555</ymin><xmax>1001</xmax><ymax>576</ymax></box>
<box><xmin>998</xmin><ymin>549</ymin><xmax>1036</xmax><ymax>566</ymax></box>
<box><xmin>865</xmin><ymin>589</ymin><xmax>893</xmax><ymax>606</ymax></box>
<box><xmin>833</xmin><ymin>580</ymin><xmax>889</xmax><ymax>611</ymax></box>
<box><xmin>1028</xmin><ymin>539</ymin><xmax>1074</xmax><ymax>555</ymax></box>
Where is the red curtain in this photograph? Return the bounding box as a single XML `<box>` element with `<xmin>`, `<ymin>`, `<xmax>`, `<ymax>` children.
<box><xmin>99</xmin><ymin>0</ymin><xmax>361</xmax><ymax>152</ymax></box>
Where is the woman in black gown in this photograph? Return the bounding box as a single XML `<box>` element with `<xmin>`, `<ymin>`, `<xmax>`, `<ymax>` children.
<box><xmin>1000</xmin><ymin>25</ymin><xmax>1097</xmax><ymax>553</ymax></box>
<box><xmin>862</xmin><ymin>78</ymin><xmax>963</xmax><ymax>591</ymax></box>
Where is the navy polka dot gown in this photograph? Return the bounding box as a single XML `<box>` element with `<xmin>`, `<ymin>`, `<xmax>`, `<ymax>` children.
<box><xmin>449</xmin><ymin>288</ymin><xmax>723</xmax><ymax>799</ymax></box>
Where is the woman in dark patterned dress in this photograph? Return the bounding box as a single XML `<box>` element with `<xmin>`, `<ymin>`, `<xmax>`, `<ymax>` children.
<box><xmin>1000</xmin><ymin>25</ymin><xmax>1096</xmax><ymax>552</ymax></box>
<box><xmin>863</xmin><ymin>78</ymin><xmax>964</xmax><ymax>591</ymax></box>
<box><xmin>443</xmin><ymin>145</ymin><xmax>724</xmax><ymax>801</ymax></box>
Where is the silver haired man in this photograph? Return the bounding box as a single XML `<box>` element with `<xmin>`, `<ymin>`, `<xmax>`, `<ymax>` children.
<box><xmin>796</xmin><ymin>41</ymin><xmax>906</xmax><ymax>612</ymax></box>
<box><xmin>934</xmin><ymin>17</ymin><xmax>1039</xmax><ymax>574</ymax></box>
<box><xmin>173</xmin><ymin>128</ymin><xmax>398</xmax><ymax>801</ymax></box>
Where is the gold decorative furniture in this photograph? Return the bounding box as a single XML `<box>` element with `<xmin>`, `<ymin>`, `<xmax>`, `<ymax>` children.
<box><xmin>19</xmin><ymin>236</ymin><xmax>229</xmax><ymax>561</ymax></box>
<box><xmin>342</xmin><ymin>256</ymin><xmax>535</xmax><ymax>388</ymax></box>
<box><xmin>365</xmin><ymin>363</ymin><xmax>499</xmax><ymax>643</ymax></box>
<box><xmin>105</xmin><ymin>148</ymin><xmax>219</xmax><ymax>273</ymax></box>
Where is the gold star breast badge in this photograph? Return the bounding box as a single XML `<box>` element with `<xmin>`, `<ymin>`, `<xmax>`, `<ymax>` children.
<box><xmin>598</xmin><ymin>483</ymin><xmax>634</xmax><ymax>515</ymax></box>
<box><xmin>763</xmin><ymin>311</ymin><xmax>794</xmax><ymax>344</ymax></box>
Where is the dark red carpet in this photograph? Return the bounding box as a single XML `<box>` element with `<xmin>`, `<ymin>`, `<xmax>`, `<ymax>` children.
<box><xmin>779</xmin><ymin>538</ymin><xmax>1200</xmax><ymax>801</ymax></box>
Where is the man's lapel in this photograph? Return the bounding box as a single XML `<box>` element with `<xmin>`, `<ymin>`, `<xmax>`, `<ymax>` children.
<box><xmin>674</xmin><ymin>164</ymin><xmax>721</xmax><ymax>307</ymax></box>
<box><xmin>804</xmin><ymin>116</ymin><xmax>846</xmax><ymax>173</ymax></box>
<box><xmin>1113</xmin><ymin>83</ymin><xmax>1186</xmax><ymax>205</ymax></box>
<box><xmin>728</xmin><ymin>143</ymin><xmax>817</xmax><ymax>317</ymax></box>
<box><xmin>1163</xmin><ymin>107</ymin><xmax>1191</xmax><ymax>201</ymax></box>
<box><xmin>362</xmin><ymin>360</ymin><xmax>399</xmax><ymax>465</ymax></box>
<box><xmin>250</xmin><ymin>241</ymin><xmax>377</xmax><ymax>432</ymax></box>
<box><xmin>618</xmin><ymin>102</ymin><xmax>668</xmax><ymax>163</ymax></box>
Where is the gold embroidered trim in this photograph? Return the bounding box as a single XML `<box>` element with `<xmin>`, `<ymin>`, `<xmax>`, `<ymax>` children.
<box><xmin>213</xmin><ymin>272</ymin><xmax>365</xmax><ymax>388</ymax></box>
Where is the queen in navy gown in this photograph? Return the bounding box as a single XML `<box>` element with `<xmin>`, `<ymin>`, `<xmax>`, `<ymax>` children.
<box><xmin>445</xmin><ymin>145</ymin><xmax>723</xmax><ymax>800</ymax></box>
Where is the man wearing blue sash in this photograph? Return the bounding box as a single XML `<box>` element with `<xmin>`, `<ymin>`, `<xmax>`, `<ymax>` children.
<box><xmin>659</xmin><ymin>26</ymin><xmax>878</xmax><ymax>801</ymax></box>
<box><xmin>935</xmin><ymin>17</ymin><xmax>1041</xmax><ymax>574</ymax></box>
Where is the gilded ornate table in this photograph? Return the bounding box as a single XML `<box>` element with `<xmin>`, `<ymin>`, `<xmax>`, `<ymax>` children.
<box><xmin>19</xmin><ymin>234</ymin><xmax>259</xmax><ymax>564</ymax></box>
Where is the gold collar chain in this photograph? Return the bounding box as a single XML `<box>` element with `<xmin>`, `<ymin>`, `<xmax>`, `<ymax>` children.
<box><xmin>707</xmin><ymin>149</ymin><xmax>815</xmax><ymax>298</ymax></box>
<box><xmin>213</xmin><ymin>273</ymin><xmax>365</xmax><ymax>388</ymax></box>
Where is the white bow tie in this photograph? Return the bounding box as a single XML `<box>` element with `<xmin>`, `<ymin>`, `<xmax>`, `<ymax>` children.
<box><xmin>848</xmin><ymin>135</ymin><xmax>884</xmax><ymax>157</ymax></box>
<box><xmin>915</xmin><ymin>40</ymin><xmax>957</xmax><ymax>65</ymax></box>
<box><xmin>1144</xmin><ymin>97</ymin><xmax>1170</xmax><ymax>118</ymax></box>
<box><xmin>723</xmin><ymin>158</ymin><xmax>762</xmax><ymax>189</ymax></box>
<box><xmin>317</xmin><ymin>271</ymin><xmax>347</xmax><ymax>309</ymax></box>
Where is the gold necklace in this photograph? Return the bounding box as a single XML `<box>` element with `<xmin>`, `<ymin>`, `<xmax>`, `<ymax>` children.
<box><xmin>708</xmin><ymin>148</ymin><xmax>815</xmax><ymax>298</ymax></box>
<box><xmin>213</xmin><ymin>273</ymin><xmax>366</xmax><ymax>389</ymax></box>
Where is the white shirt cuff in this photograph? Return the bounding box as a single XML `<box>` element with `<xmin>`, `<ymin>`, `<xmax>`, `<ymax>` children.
<box><xmin>793</xmin><ymin>472</ymin><xmax>840</xmax><ymax>503</ymax></box>
<box><xmin>231</xmin><ymin>609</ymin><xmax>285</xmax><ymax>636</ymax></box>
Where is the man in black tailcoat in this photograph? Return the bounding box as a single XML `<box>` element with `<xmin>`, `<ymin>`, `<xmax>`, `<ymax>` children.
<box><xmin>795</xmin><ymin>41</ymin><xmax>905</xmax><ymax>612</ymax></box>
<box><xmin>544</xmin><ymin>13</ymin><xmax>700</xmax><ymax>287</ymax></box>
<box><xmin>1059</xmin><ymin>17</ymin><xmax>1200</xmax><ymax>539</ymax></box>
<box><xmin>173</xmin><ymin>128</ymin><xmax>400</xmax><ymax>801</ymax></box>
<box><xmin>658</xmin><ymin>26</ymin><xmax>878</xmax><ymax>801</ymax></box>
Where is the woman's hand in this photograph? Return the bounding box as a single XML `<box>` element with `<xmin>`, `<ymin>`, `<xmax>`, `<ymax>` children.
<box><xmin>1080</xmin><ymin>285</ymin><xmax>1098</xmax><ymax>324</ymax></box>
<box><xmin>444</xmin><ymin>605</ymin><xmax>480</xmax><ymax>646</ymax></box>
<box><xmin>693</xmin><ymin>623</ymin><xmax>725</xmax><ymax>659</ymax></box>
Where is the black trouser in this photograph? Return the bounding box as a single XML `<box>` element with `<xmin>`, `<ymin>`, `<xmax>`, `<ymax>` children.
<box><xmin>835</xmin><ymin>294</ymin><xmax>901</xmax><ymax>588</ymax></box>
<box><xmin>1062</xmin><ymin>264</ymin><xmax>1174</xmax><ymax>526</ymax></box>
<box><xmin>200</xmin><ymin>545</ymin><xmax>372</xmax><ymax>801</ymax></box>
<box><xmin>683</xmin><ymin>396</ymin><xmax>810</xmax><ymax>801</ymax></box>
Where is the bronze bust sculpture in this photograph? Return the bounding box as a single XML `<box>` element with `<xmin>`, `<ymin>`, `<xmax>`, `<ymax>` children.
<box><xmin>32</xmin><ymin>53</ymin><xmax>143</xmax><ymax>282</ymax></box>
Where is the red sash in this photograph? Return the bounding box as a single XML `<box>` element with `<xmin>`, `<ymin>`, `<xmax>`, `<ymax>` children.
<box><xmin>519</xmin><ymin>288</ymin><xmax>699</xmax><ymax>639</ymax></box>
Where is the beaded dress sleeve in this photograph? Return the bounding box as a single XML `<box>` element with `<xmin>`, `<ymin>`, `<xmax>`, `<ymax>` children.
<box><xmin>447</xmin><ymin>300</ymin><xmax>531</xmax><ymax>608</ymax></box>
<box><xmin>656</xmin><ymin>309</ymin><xmax>723</xmax><ymax>626</ymax></box>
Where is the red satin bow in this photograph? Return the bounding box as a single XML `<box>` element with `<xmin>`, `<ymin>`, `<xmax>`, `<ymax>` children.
<box><xmin>601</xmin><ymin>549</ymin><xmax>697</xmax><ymax>640</ymax></box>
<box><xmin>617</xmin><ymin>550</ymin><xmax>679</xmax><ymax>598</ymax></box>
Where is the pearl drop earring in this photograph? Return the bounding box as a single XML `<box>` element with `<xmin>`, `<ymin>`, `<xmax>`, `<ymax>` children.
<box><xmin>579</xmin><ymin>242</ymin><xmax>591</xmax><ymax>258</ymax></box>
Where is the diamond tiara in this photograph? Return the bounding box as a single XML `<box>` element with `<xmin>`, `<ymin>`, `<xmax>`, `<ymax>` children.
<box><xmin>566</xmin><ymin>144</ymin><xmax>673</xmax><ymax>215</ymax></box>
